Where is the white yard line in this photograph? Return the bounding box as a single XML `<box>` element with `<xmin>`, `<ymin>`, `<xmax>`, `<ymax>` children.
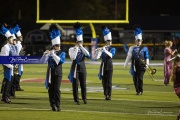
<box><xmin>21</xmin><ymin>78</ymin><xmax>40</xmax><ymax>81</ymax></box>
<box><xmin>0</xmin><ymin>107</ymin><xmax>176</xmax><ymax>116</ymax></box>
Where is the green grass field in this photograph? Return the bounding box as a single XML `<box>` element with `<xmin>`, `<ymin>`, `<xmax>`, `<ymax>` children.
<box><xmin>0</xmin><ymin>60</ymin><xmax>179</xmax><ymax>120</ymax></box>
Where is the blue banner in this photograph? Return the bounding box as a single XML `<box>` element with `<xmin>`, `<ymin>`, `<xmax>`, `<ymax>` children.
<box><xmin>91</xmin><ymin>38</ymin><xmax>98</xmax><ymax>60</ymax></box>
<box><xmin>0</xmin><ymin>56</ymin><xmax>48</xmax><ymax>64</ymax></box>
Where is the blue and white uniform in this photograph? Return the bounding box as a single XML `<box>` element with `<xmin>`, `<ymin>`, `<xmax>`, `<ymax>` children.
<box><xmin>44</xmin><ymin>24</ymin><xmax>65</xmax><ymax>111</ymax></box>
<box><xmin>68</xmin><ymin>22</ymin><xmax>90</xmax><ymax>104</ymax></box>
<box><xmin>0</xmin><ymin>43</ymin><xmax>15</xmax><ymax>81</ymax></box>
<box><xmin>94</xmin><ymin>26</ymin><xmax>116</xmax><ymax>100</ymax></box>
<box><xmin>124</xmin><ymin>26</ymin><xmax>149</xmax><ymax>95</ymax></box>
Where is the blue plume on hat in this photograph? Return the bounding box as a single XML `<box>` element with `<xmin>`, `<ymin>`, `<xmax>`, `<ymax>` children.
<box><xmin>101</xmin><ymin>26</ymin><xmax>110</xmax><ymax>36</ymax></box>
<box><xmin>134</xmin><ymin>28</ymin><xmax>142</xmax><ymax>36</ymax></box>
<box><xmin>49</xmin><ymin>24</ymin><xmax>61</xmax><ymax>45</ymax></box>
<box><xmin>0</xmin><ymin>25</ymin><xmax>12</xmax><ymax>38</ymax></box>
<box><xmin>9</xmin><ymin>28</ymin><xmax>16</xmax><ymax>39</ymax></box>
<box><xmin>133</xmin><ymin>24</ymin><xmax>142</xmax><ymax>40</ymax></box>
<box><xmin>74</xmin><ymin>22</ymin><xmax>83</xmax><ymax>41</ymax></box>
<box><xmin>13</xmin><ymin>24</ymin><xmax>22</xmax><ymax>37</ymax></box>
<box><xmin>0</xmin><ymin>25</ymin><xmax>9</xmax><ymax>35</ymax></box>
<box><xmin>11</xmin><ymin>21</ymin><xmax>22</xmax><ymax>37</ymax></box>
<box><xmin>13</xmin><ymin>24</ymin><xmax>21</xmax><ymax>33</ymax></box>
<box><xmin>9</xmin><ymin>28</ymin><xmax>14</xmax><ymax>34</ymax></box>
<box><xmin>101</xmin><ymin>26</ymin><xmax>112</xmax><ymax>41</ymax></box>
<box><xmin>49</xmin><ymin>24</ymin><xmax>61</xmax><ymax>39</ymax></box>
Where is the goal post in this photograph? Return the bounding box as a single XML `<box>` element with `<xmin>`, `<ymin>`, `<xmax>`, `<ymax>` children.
<box><xmin>36</xmin><ymin>0</ymin><xmax>129</xmax><ymax>24</ymax></box>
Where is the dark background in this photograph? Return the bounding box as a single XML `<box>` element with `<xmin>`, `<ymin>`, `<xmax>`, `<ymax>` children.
<box><xmin>0</xmin><ymin>0</ymin><xmax>180</xmax><ymax>59</ymax></box>
<box><xmin>0</xmin><ymin>0</ymin><xmax>180</xmax><ymax>30</ymax></box>
<box><xmin>129</xmin><ymin>0</ymin><xmax>180</xmax><ymax>30</ymax></box>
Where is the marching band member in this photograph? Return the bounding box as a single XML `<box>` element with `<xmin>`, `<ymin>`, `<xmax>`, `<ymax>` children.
<box><xmin>68</xmin><ymin>22</ymin><xmax>90</xmax><ymax>105</ymax></box>
<box><xmin>0</xmin><ymin>25</ymin><xmax>15</xmax><ymax>103</ymax></box>
<box><xmin>124</xmin><ymin>25</ymin><xmax>149</xmax><ymax>95</ymax></box>
<box><xmin>43</xmin><ymin>24</ymin><xmax>66</xmax><ymax>111</ymax></box>
<box><xmin>8</xmin><ymin>27</ymin><xmax>18</xmax><ymax>98</ymax></box>
<box><xmin>94</xmin><ymin>26</ymin><xmax>116</xmax><ymax>100</ymax></box>
<box><xmin>13</xmin><ymin>23</ymin><xmax>24</xmax><ymax>91</ymax></box>
<box><xmin>164</xmin><ymin>40</ymin><xmax>177</xmax><ymax>85</ymax></box>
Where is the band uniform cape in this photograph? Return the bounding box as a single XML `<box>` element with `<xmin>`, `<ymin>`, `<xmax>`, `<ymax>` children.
<box><xmin>45</xmin><ymin>51</ymin><xmax>66</xmax><ymax>89</ymax></box>
<box><xmin>94</xmin><ymin>46</ymin><xmax>116</xmax><ymax>80</ymax></box>
<box><xmin>0</xmin><ymin>25</ymin><xmax>17</xmax><ymax>81</ymax></box>
<box><xmin>1</xmin><ymin>43</ymin><xmax>17</xmax><ymax>81</ymax></box>
<box><xmin>124</xmin><ymin>45</ymin><xmax>149</xmax><ymax>76</ymax></box>
<box><xmin>44</xmin><ymin>23</ymin><xmax>66</xmax><ymax>89</ymax></box>
<box><xmin>94</xmin><ymin>26</ymin><xmax>116</xmax><ymax>80</ymax></box>
<box><xmin>68</xmin><ymin>46</ymin><xmax>90</xmax><ymax>83</ymax></box>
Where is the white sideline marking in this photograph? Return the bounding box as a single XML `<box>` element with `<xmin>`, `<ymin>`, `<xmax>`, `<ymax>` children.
<box><xmin>0</xmin><ymin>107</ymin><xmax>176</xmax><ymax>116</ymax></box>
<box><xmin>21</xmin><ymin>78</ymin><xmax>40</xmax><ymax>81</ymax></box>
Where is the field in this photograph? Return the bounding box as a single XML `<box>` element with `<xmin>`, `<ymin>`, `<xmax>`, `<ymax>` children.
<box><xmin>0</xmin><ymin>59</ymin><xmax>179</xmax><ymax>120</ymax></box>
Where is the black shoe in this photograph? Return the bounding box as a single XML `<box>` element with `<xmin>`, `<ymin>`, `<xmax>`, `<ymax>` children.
<box><xmin>83</xmin><ymin>99</ymin><xmax>87</xmax><ymax>104</ymax></box>
<box><xmin>74</xmin><ymin>99</ymin><xmax>80</xmax><ymax>105</ymax></box>
<box><xmin>76</xmin><ymin>101</ymin><xmax>80</xmax><ymax>105</ymax></box>
<box><xmin>51</xmin><ymin>105</ymin><xmax>56</xmax><ymax>111</ymax></box>
<box><xmin>136</xmin><ymin>92</ymin><xmax>142</xmax><ymax>95</ymax></box>
<box><xmin>1</xmin><ymin>97</ymin><xmax>11</xmax><ymax>103</ymax></box>
<box><xmin>56</xmin><ymin>107</ymin><xmax>61</xmax><ymax>112</ymax></box>
<box><xmin>105</xmin><ymin>95</ymin><xmax>111</xmax><ymax>100</ymax></box>
<box><xmin>51</xmin><ymin>107</ymin><xmax>56</xmax><ymax>111</ymax></box>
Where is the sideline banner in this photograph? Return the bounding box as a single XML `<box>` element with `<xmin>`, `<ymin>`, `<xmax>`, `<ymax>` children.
<box><xmin>91</xmin><ymin>38</ymin><xmax>98</xmax><ymax>60</ymax></box>
<box><xmin>0</xmin><ymin>56</ymin><xmax>49</xmax><ymax>64</ymax></box>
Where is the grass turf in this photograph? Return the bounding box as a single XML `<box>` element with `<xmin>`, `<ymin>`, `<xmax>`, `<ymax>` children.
<box><xmin>0</xmin><ymin>60</ymin><xmax>179</xmax><ymax>120</ymax></box>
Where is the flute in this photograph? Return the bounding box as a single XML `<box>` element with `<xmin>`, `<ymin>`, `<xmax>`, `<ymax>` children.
<box><xmin>43</xmin><ymin>49</ymin><xmax>60</xmax><ymax>55</ymax></box>
<box><xmin>95</xmin><ymin>46</ymin><xmax>107</xmax><ymax>51</ymax></box>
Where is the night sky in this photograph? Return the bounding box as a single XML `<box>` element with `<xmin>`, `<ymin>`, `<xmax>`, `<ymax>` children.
<box><xmin>128</xmin><ymin>0</ymin><xmax>180</xmax><ymax>30</ymax></box>
<box><xmin>0</xmin><ymin>0</ymin><xmax>180</xmax><ymax>30</ymax></box>
<box><xmin>130</xmin><ymin>0</ymin><xmax>180</xmax><ymax>16</ymax></box>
